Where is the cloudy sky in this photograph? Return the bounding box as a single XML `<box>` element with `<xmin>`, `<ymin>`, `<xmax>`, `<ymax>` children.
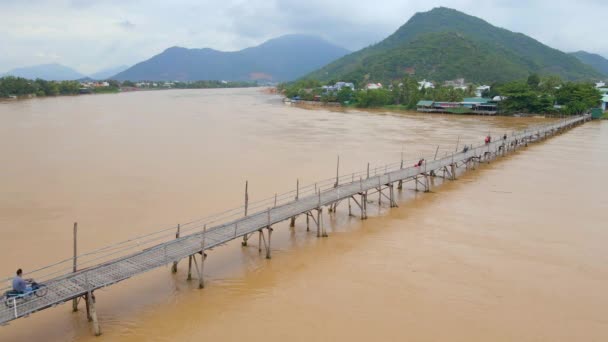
<box><xmin>0</xmin><ymin>0</ymin><xmax>606</xmax><ymax>74</ymax></box>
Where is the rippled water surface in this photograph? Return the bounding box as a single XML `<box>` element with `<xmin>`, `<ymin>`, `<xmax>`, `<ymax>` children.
<box><xmin>0</xmin><ymin>88</ymin><xmax>606</xmax><ymax>341</ymax></box>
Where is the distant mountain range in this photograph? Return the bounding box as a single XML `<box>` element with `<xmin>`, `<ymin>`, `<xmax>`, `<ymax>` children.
<box><xmin>0</xmin><ymin>63</ymin><xmax>130</xmax><ymax>81</ymax></box>
<box><xmin>305</xmin><ymin>7</ymin><xmax>603</xmax><ymax>84</ymax></box>
<box><xmin>3</xmin><ymin>25</ymin><xmax>605</xmax><ymax>84</ymax></box>
<box><xmin>569</xmin><ymin>51</ymin><xmax>608</xmax><ymax>76</ymax></box>
<box><xmin>1</xmin><ymin>63</ymin><xmax>85</xmax><ymax>81</ymax></box>
<box><xmin>111</xmin><ymin>34</ymin><xmax>350</xmax><ymax>82</ymax></box>
<box><xmin>90</xmin><ymin>65</ymin><xmax>129</xmax><ymax>80</ymax></box>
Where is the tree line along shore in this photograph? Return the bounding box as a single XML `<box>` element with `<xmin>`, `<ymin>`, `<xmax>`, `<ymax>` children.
<box><xmin>279</xmin><ymin>74</ymin><xmax>606</xmax><ymax>116</ymax></box>
<box><xmin>0</xmin><ymin>76</ymin><xmax>257</xmax><ymax>99</ymax></box>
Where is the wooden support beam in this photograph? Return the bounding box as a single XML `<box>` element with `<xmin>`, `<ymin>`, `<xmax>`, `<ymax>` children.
<box><xmin>334</xmin><ymin>155</ymin><xmax>340</xmax><ymax>188</ymax></box>
<box><xmin>348</xmin><ymin>197</ymin><xmax>352</xmax><ymax>216</ymax></box>
<box><xmin>72</xmin><ymin>222</ymin><xmax>78</xmax><ymax>312</ymax></box>
<box><xmin>85</xmin><ymin>294</ymin><xmax>91</xmax><ymax>321</ymax></box>
<box><xmin>258</xmin><ymin>229</ymin><xmax>263</xmax><ymax>252</ymax></box>
<box><xmin>187</xmin><ymin>255</ymin><xmax>192</xmax><ymax>280</ymax></box>
<box><xmin>316</xmin><ymin>208</ymin><xmax>321</xmax><ymax>237</ymax></box>
<box><xmin>171</xmin><ymin>223</ymin><xmax>180</xmax><ymax>273</ymax></box>
<box><xmin>306</xmin><ymin>212</ymin><xmax>310</xmax><ymax>231</ymax></box>
<box><xmin>320</xmin><ymin>208</ymin><xmax>328</xmax><ymax>237</ymax></box>
<box><xmin>266</xmin><ymin>227</ymin><xmax>273</xmax><ymax>259</ymax></box>
<box><xmin>86</xmin><ymin>292</ymin><xmax>101</xmax><ymax>336</ymax></box>
<box><xmin>200</xmin><ymin>227</ymin><xmax>207</xmax><ymax>288</ymax></box>
<box><xmin>362</xmin><ymin>193</ymin><xmax>368</xmax><ymax>219</ymax></box>
<box><xmin>242</xmin><ymin>181</ymin><xmax>249</xmax><ymax>246</ymax></box>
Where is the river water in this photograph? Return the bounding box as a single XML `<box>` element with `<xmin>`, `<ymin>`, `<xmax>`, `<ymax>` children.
<box><xmin>0</xmin><ymin>88</ymin><xmax>606</xmax><ymax>341</ymax></box>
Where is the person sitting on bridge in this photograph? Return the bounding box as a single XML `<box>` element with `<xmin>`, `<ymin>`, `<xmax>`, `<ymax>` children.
<box><xmin>503</xmin><ymin>133</ymin><xmax>507</xmax><ymax>141</ymax></box>
<box><xmin>12</xmin><ymin>269</ymin><xmax>28</xmax><ymax>294</ymax></box>
<box><xmin>462</xmin><ymin>145</ymin><xmax>470</xmax><ymax>153</ymax></box>
<box><xmin>415</xmin><ymin>158</ymin><xmax>425</xmax><ymax>167</ymax></box>
<box><xmin>484</xmin><ymin>135</ymin><xmax>491</xmax><ymax>144</ymax></box>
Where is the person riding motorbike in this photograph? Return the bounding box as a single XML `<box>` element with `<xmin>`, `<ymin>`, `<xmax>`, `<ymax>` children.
<box><xmin>12</xmin><ymin>269</ymin><xmax>34</xmax><ymax>294</ymax></box>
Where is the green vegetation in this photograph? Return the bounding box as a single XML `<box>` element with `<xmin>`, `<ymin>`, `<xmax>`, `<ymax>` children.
<box><xmin>306</xmin><ymin>7</ymin><xmax>601</xmax><ymax>84</ymax></box>
<box><xmin>0</xmin><ymin>76</ymin><xmax>121</xmax><ymax>98</ymax></box>
<box><xmin>489</xmin><ymin>75</ymin><xmax>602</xmax><ymax>114</ymax></box>
<box><xmin>280</xmin><ymin>74</ymin><xmax>602</xmax><ymax>115</ymax></box>
<box><xmin>279</xmin><ymin>76</ymin><xmax>474</xmax><ymax>108</ymax></box>
<box><xmin>0</xmin><ymin>76</ymin><xmax>81</xmax><ymax>97</ymax></box>
<box><xmin>0</xmin><ymin>76</ymin><xmax>254</xmax><ymax>99</ymax></box>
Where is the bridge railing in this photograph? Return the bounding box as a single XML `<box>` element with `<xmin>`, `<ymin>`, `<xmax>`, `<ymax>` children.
<box><xmin>0</xmin><ymin>115</ymin><xmax>587</xmax><ymax>294</ymax></box>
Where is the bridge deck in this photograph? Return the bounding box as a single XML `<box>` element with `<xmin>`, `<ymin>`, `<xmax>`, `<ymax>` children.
<box><xmin>0</xmin><ymin>115</ymin><xmax>589</xmax><ymax>326</ymax></box>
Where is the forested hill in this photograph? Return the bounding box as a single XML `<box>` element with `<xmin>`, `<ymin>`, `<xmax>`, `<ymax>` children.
<box><xmin>112</xmin><ymin>35</ymin><xmax>349</xmax><ymax>82</ymax></box>
<box><xmin>570</xmin><ymin>51</ymin><xmax>608</xmax><ymax>76</ymax></box>
<box><xmin>305</xmin><ymin>7</ymin><xmax>602</xmax><ymax>84</ymax></box>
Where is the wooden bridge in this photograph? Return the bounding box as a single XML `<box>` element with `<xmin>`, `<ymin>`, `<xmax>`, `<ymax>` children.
<box><xmin>0</xmin><ymin>115</ymin><xmax>591</xmax><ymax>335</ymax></box>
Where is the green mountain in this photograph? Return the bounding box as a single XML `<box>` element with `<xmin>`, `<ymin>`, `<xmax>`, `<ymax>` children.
<box><xmin>569</xmin><ymin>51</ymin><xmax>608</xmax><ymax>76</ymax></box>
<box><xmin>306</xmin><ymin>7</ymin><xmax>601</xmax><ymax>84</ymax></box>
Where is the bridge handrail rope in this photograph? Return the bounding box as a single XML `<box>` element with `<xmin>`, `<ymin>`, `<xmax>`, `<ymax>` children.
<box><xmin>0</xmin><ymin>115</ymin><xmax>587</xmax><ymax>292</ymax></box>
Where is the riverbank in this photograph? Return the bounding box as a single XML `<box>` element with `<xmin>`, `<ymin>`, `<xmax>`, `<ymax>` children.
<box><xmin>287</xmin><ymin>99</ymin><xmax>545</xmax><ymax>117</ymax></box>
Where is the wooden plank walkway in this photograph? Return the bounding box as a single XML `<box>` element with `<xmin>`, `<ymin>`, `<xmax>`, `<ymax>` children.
<box><xmin>0</xmin><ymin>115</ymin><xmax>590</xmax><ymax>333</ymax></box>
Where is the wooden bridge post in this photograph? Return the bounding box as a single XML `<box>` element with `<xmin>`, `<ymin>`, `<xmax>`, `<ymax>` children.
<box><xmin>72</xmin><ymin>222</ymin><xmax>78</xmax><ymax>312</ymax></box>
<box><xmin>266</xmin><ymin>227</ymin><xmax>273</xmax><ymax>259</ymax></box>
<box><xmin>317</xmin><ymin>193</ymin><xmax>322</xmax><ymax>237</ymax></box>
<box><xmin>348</xmin><ymin>197</ymin><xmax>352</xmax><ymax>216</ymax></box>
<box><xmin>171</xmin><ymin>224</ymin><xmax>180</xmax><ymax>273</ymax></box>
<box><xmin>290</xmin><ymin>179</ymin><xmax>299</xmax><ymax>227</ymax></box>
<box><xmin>398</xmin><ymin>151</ymin><xmax>404</xmax><ymax>190</ymax></box>
<box><xmin>319</xmin><ymin>208</ymin><xmax>327</xmax><ymax>237</ymax></box>
<box><xmin>187</xmin><ymin>256</ymin><xmax>192</xmax><ymax>280</ymax></box>
<box><xmin>450</xmin><ymin>153</ymin><xmax>456</xmax><ymax>181</ymax></box>
<box><xmin>84</xmin><ymin>272</ymin><xmax>101</xmax><ymax>336</ymax></box>
<box><xmin>242</xmin><ymin>181</ymin><xmax>249</xmax><ymax>246</ymax></box>
<box><xmin>424</xmin><ymin>161</ymin><xmax>430</xmax><ymax>192</ymax></box>
<box><xmin>378</xmin><ymin>176</ymin><xmax>382</xmax><ymax>205</ymax></box>
<box><xmin>199</xmin><ymin>227</ymin><xmax>206</xmax><ymax>289</ymax></box>
<box><xmin>266</xmin><ymin>208</ymin><xmax>273</xmax><ymax>258</ymax></box>
<box><xmin>86</xmin><ymin>292</ymin><xmax>101</xmax><ymax>336</ymax></box>
<box><xmin>306</xmin><ymin>212</ymin><xmax>310</xmax><ymax>231</ymax></box>
<box><xmin>258</xmin><ymin>229</ymin><xmax>263</xmax><ymax>252</ymax></box>
<box><xmin>359</xmin><ymin>177</ymin><xmax>367</xmax><ymax>220</ymax></box>
<box><xmin>334</xmin><ymin>155</ymin><xmax>340</xmax><ymax>188</ymax></box>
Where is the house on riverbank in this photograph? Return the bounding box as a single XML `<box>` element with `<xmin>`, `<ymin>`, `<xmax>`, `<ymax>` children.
<box><xmin>416</xmin><ymin>97</ymin><xmax>497</xmax><ymax>115</ymax></box>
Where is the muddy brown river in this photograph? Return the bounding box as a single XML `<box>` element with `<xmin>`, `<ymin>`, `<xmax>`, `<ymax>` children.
<box><xmin>0</xmin><ymin>88</ymin><xmax>607</xmax><ymax>341</ymax></box>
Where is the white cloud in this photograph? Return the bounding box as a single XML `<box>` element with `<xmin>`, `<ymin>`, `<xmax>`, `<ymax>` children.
<box><xmin>0</xmin><ymin>0</ymin><xmax>605</xmax><ymax>75</ymax></box>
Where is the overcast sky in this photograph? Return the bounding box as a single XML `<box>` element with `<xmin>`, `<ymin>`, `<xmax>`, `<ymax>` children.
<box><xmin>0</xmin><ymin>0</ymin><xmax>606</xmax><ymax>74</ymax></box>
